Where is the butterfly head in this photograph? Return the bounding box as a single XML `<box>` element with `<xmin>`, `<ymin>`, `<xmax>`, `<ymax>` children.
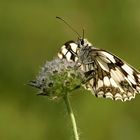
<box><xmin>77</xmin><ymin>38</ymin><xmax>92</xmax><ymax>48</ymax></box>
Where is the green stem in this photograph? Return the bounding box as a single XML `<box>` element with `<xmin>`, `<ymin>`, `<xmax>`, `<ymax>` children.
<box><xmin>64</xmin><ymin>94</ymin><xmax>79</xmax><ymax>140</ymax></box>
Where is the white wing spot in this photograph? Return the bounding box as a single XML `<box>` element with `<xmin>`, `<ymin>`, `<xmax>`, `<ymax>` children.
<box><xmin>58</xmin><ymin>53</ymin><xmax>63</xmax><ymax>59</ymax></box>
<box><xmin>129</xmin><ymin>95</ymin><xmax>135</xmax><ymax>100</ymax></box>
<box><xmin>110</xmin><ymin>69</ymin><xmax>121</xmax><ymax>82</ymax></box>
<box><xmin>70</xmin><ymin>43</ymin><xmax>78</xmax><ymax>53</ymax></box>
<box><xmin>97</xmin><ymin>79</ymin><xmax>103</xmax><ymax>89</ymax></box>
<box><xmin>122</xmin><ymin>94</ymin><xmax>128</xmax><ymax>101</ymax></box>
<box><xmin>127</xmin><ymin>75</ymin><xmax>137</xmax><ymax>85</ymax></box>
<box><xmin>115</xmin><ymin>93</ymin><xmax>123</xmax><ymax>101</ymax></box>
<box><xmin>103</xmin><ymin>76</ymin><xmax>110</xmax><ymax>86</ymax></box>
<box><xmin>127</xmin><ymin>92</ymin><xmax>132</xmax><ymax>98</ymax></box>
<box><xmin>96</xmin><ymin>57</ymin><xmax>109</xmax><ymax>72</ymax></box>
<box><xmin>100</xmin><ymin>51</ymin><xmax>116</xmax><ymax>63</ymax></box>
<box><xmin>110</xmin><ymin>78</ymin><xmax>118</xmax><ymax>87</ymax></box>
<box><xmin>115</xmin><ymin>68</ymin><xmax>125</xmax><ymax>81</ymax></box>
<box><xmin>122</xmin><ymin>64</ymin><xmax>134</xmax><ymax>75</ymax></box>
<box><xmin>97</xmin><ymin>91</ymin><xmax>104</xmax><ymax>97</ymax></box>
<box><xmin>66</xmin><ymin>52</ymin><xmax>72</xmax><ymax>61</ymax></box>
<box><xmin>105</xmin><ymin>92</ymin><xmax>113</xmax><ymax>99</ymax></box>
<box><xmin>61</xmin><ymin>46</ymin><xmax>68</xmax><ymax>55</ymax></box>
<box><xmin>100</xmin><ymin>56</ymin><xmax>111</xmax><ymax>63</ymax></box>
<box><xmin>123</xmin><ymin>97</ymin><xmax>129</xmax><ymax>101</ymax></box>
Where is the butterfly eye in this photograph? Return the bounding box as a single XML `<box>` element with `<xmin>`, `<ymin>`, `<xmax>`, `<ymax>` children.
<box><xmin>81</xmin><ymin>39</ymin><xmax>84</xmax><ymax>45</ymax></box>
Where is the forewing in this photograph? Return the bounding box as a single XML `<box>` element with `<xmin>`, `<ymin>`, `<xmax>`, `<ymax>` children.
<box><xmin>84</xmin><ymin>49</ymin><xmax>140</xmax><ymax>101</ymax></box>
<box><xmin>58</xmin><ymin>41</ymin><xmax>79</xmax><ymax>62</ymax></box>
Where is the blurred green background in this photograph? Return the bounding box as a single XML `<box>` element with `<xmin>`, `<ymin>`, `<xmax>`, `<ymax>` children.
<box><xmin>1</xmin><ymin>0</ymin><xmax>140</xmax><ymax>140</ymax></box>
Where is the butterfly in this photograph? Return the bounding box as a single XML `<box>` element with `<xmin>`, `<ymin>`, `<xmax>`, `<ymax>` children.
<box><xmin>57</xmin><ymin>38</ymin><xmax>140</xmax><ymax>101</ymax></box>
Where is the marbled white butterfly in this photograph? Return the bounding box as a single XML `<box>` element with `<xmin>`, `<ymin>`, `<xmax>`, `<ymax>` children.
<box><xmin>57</xmin><ymin>17</ymin><xmax>140</xmax><ymax>101</ymax></box>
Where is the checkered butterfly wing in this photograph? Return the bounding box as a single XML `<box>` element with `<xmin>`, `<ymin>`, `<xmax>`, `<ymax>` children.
<box><xmin>58</xmin><ymin>39</ymin><xmax>140</xmax><ymax>101</ymax></box>
<box><xmin>81</xmin><ymin>48</ymin><xmax>140</xmax><ymax>101</ymax></box>
<box><xmin>58</xmin><ymin>40</ymin><xmax>80</xmax><ymax>62</ymax></box>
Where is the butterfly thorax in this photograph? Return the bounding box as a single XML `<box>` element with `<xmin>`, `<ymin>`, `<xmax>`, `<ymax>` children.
<box><xmin>77</xmin><ymin>38</ymin><xmax>96</xmax><ymax>65</ymax></box>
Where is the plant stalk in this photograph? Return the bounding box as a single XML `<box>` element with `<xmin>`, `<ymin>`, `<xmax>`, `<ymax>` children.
<box><xmin>64</xmin><ymin>94</ymin><xmax>79</xmax><ymax>140</ymax></box>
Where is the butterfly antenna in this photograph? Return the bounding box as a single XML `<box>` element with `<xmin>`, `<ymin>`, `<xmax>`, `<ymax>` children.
<box><xmin>82</xmin><ymin>28</ymin><xmax>85</xmax><ymax>39</ymax></box>
<box><xmin>56</xmin><ymin>16</ymin><xmax>81</xmax><ymax>38</ymax></box>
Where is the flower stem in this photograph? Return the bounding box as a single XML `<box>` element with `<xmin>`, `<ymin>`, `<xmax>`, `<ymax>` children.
<box><xmin>64</xmin><ymin>94</ymin><xmax>79</xmax><ymax>140</ymax></box>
